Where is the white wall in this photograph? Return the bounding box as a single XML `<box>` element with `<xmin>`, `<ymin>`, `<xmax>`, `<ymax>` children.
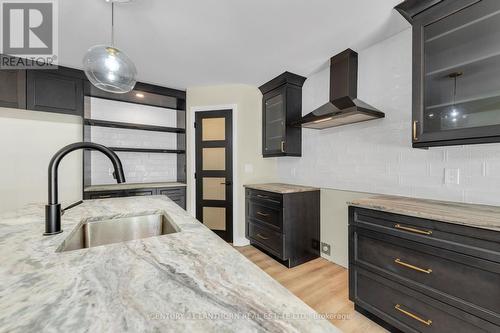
<box><xmin>87</xmin><ymin>97</ymin><xmax>178</xmax><ymax>185</ymax></box>
<box><xmin>186</xmin><ymin>85</ymin><xmax>278</xmax><ymax>245</ymax></box>
<box><xmin>275</xmin><ymin>28</ymin><xmax>500</xmax><ymax>267</ymax></box>
<box><xmin>0</xmin><ymin>108</ymin><xmax>82</xmax><ymax>213</ymax></box>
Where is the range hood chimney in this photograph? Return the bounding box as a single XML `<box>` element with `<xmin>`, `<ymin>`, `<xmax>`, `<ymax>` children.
<box><xmin>298</xmin><ymin>49</ymin><xmax>384</xmax><ymax>129</ymax></box>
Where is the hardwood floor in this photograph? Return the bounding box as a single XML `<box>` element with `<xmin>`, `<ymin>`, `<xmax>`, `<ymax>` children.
<box><xmin>236</xmin><ymin>245</ymin><xmax>387</xmax><ymax>333</ymax></box>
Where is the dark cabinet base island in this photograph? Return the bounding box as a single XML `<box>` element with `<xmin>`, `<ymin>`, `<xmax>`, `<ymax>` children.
<box><xmin>244</xmin><ymin>183</ymin><xmax>320</xmax><ymax>268</ymax></box>
<box><xmin>348</xmin><ymin>195</ymin><xmax>500</xmax><ymax>333</ymax></box>
<box><xmin>84</xmin><ymin>182</ymin><xmax>186</xmax><ymax>209</ymax></box>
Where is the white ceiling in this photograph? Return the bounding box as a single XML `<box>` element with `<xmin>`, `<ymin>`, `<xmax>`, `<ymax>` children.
<box><xmin>59</xmin><ymin>0</ymin><xmax>409</xmax><ymax>90</ymax></box>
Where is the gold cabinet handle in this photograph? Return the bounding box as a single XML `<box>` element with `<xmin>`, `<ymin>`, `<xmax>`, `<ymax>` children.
<box><xmin>256</xmin><ymin>233</ymin><xmax>269</xmax><ymax>240</ymax></box>
<box><xmin>280</xmin><ymin>141</ymin><xmax>285</xmax><ymax>153</ymax></box>
<box><xmin>257</xmin><ymin>194</ymin><xmax>269</xmax><ymax>199</ymax></box>
<box><xmin>98</xmin><ymin>195</ymin><xmax>112</xmax><ymax>199</ymax></box>
<box><xmin>257</xmin><ymin>212</ymin><xmax>270</xmax><ymax>217</ymax></box>
<box><xmin>395</xmin><ymin>304</ymin><xmax>432</xmax><ymax>326</ymax></box>
<box><xmin>395</xmin><ymin>258</ymin><xmax>432</xmax><ymax>274</ymax></box>
<box><xmin>413</xmin><ymin>120</ymin><xmax>419</xmax><ymax>141</ymax></box>
<box><xmin>395</xmin><ymin>224</ymin><xmax>432</xmax><ymax>236</ymax></box>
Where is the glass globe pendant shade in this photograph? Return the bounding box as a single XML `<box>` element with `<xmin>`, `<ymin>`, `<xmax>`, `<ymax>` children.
<box><xmin>83</xmin><ymin>45</ymin><xmax>137</xmax><ymax>94</ymax></box>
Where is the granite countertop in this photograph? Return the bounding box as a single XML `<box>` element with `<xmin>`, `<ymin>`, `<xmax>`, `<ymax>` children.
<box><xmin>244</xmin><ymin>183</ymin><xmax>319</xmax><ymax>194</ymax></box>
<box><xmin>349</xmin><ymin>195</ymin><xmax>500</xmax><ymax>232</ymax></box>
<box><xmin>0</xmin><ymin>196</ymin><xmax>339</xmax><ymax>333</ymax></box>
<box><xmin>84</xmin><ymin>182</ymin><xmax>187</xmax><ymax>192</ymax></box>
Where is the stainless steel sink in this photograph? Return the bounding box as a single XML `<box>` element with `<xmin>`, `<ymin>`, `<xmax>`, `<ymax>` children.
<box><xmin>59</xmin><ymin>214</ymin><xmax>179</xmax><ymax>252</ymax></box>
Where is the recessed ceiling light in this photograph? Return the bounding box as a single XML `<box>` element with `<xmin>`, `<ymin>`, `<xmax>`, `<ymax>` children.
<box><xmin>135</xmin><ymin>93</ymin><xmax>144</xmax><ymax>98</ymax></box>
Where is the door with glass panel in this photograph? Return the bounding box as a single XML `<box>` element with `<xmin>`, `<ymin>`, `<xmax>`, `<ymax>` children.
<box><xmin>195</xmin><ymin>110</ymin><xmax>233</xmax><ymax>242</ymax></box>
<box><xmin>413</xmin><ymin>0</ymin><xmax>500</xmax><ymax>147</ymax></box>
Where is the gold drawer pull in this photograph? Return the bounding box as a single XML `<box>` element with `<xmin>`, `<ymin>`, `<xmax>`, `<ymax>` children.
<box><xmin>98</xmin><ymin>195</ymin><xmax>112</xmax><ymax>199</ymax></box>
<box><xmin>395</xmin><ymin>258</ymin><xmax>432</xmax><ymax>274</ymax></box>
<box><xmin>280</xmin><ymin>141</ymin><xmax>285</xmax><ymax>153</ymax></box>
<box><xmin>257</xmin><ymin>195</ymin><xmax>269</xmax><ymax>199</ymax></box>
<box><xmin>256</xmin><ymin>233</ymin><xmax>269</xmax><ymax>240</ymax></box>
<box><xmin>257</xmin><ymin>212</ymin><xmax>270</xmax><ymax>217</ymax></box>
<box><xmin>395</xmin><ymin>224</ymin><xmax>432</xmax><ymax>236</ymax></box>
<box><xmin>395</xmin><ymin>304</ymin><xmax>432</xmax><ymax>326</ymax></box>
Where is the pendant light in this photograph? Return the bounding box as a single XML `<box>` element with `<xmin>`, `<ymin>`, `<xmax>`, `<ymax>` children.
<box><xmin>83</xmin><ymin>0</ymin><xmax>137</xmax><ymax>94</ymax></box>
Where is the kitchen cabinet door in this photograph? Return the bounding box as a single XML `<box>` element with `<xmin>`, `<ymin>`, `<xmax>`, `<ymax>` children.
<box><xmin>408</xmin><ymin>0</ymin><xmax>500</xmax><ymax>147</ymax></box>
<box><xmin>0</xmin><ymin>69</ymin><xmax>26</xmax><ymax>109</ymax></box>
<box><xmin>260</xmin><ymin>72</ymin><xmax>305</xmax><ymax>157</ymax></box>
<box><xmin>26</xmin><ymin>68</ymin><xmax>84</xmax><ymax>116</ymax></box>
<box><xmin>263</xmin><ymin>87</ymin><xmax>287</xmax><ymax>156</ymax></box>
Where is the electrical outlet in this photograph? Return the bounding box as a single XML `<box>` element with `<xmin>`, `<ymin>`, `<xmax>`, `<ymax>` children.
<box><xmin>444</xmin><ymin>168</ymin><xmax>460</xmax><ymax>185</ymax></box>
<box><xmin>321</xmin><ymin>242</ymin><xmax>331</xmax><ymax>256</ymax></box>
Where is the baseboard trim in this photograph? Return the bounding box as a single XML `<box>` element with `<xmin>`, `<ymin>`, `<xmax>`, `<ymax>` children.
<box><xmin>232</xmin><ymin>237</ymin><xmax>250</xmax><ymax>247</ymax></box>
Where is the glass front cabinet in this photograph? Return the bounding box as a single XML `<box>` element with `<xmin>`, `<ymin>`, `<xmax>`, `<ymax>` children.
<box><xmin>397</xmin><ymin>0</ymin><xmax>500</xmax><ymax>148</ymax></box>
<box><xmin>259</xmin><ymin>72</ymin><xmax>306</xmax><ymax>157</ymax></box>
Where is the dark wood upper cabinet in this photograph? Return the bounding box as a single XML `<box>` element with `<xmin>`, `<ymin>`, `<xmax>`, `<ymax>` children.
<box><xmin>259</xmin><ymin>72</ymin><xmax>306</xmax><ymax>157</ymax></box>
<box><xmin>26</xmin><ymin>67</ymin><xmax>84</xmax><ymax>117</ymax></box>
<box><xmin>397</xmin><ymin>0</ymin><xmax>500</xmax><ymax>148</ymax></box>
<box><xmin>0</xmin><ymin>69</ymin><xmax>26</xmax><ymax>109</ymax></box>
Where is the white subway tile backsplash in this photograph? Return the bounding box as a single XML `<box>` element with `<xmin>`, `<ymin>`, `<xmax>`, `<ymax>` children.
<box><xmin>88</xmin><ymin>98</ymin><xmax>179</xmax><ymax>185</ymax></box>
<box><xmin>276</xmin><ymin>29</ymin><xmax>500</xmax><ymax>206</ymax></box>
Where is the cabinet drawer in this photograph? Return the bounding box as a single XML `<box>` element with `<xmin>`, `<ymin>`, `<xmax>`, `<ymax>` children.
<box><xmin>247</xmin><ymin>200</ymin><xmax>282</xmax><ymax>230</ymax></box>
<box><xmin>88</xmin><ymin>192</ymin><xmax>123</xmax><ymax>199</ymax></box>
<box><xmin>248</xmin><ymin>222</ymin><xmax>285</xmax><ymax>258</ymax></box>
<box><xmin>353</xmin><ymin>267</ymin><xmax>495</xmax><ymax>333</ymax></box>
<box><xmin>245</xmin><ymin>189</ymin><xmax>282</xmax><ymax>207</ymax></box>
<box><xmin>352</xmin><ymin>207</ymin><xmax>500</xmax><ymax>263</ymax></box>
<box><xmin>354</xmin><ymin>230</ymin><xmax>500</xmax><ymax>324</ymax></box>
<box><xmin>158</xmin><ymin>187</ymin><xmax>185</xmax><ymax>197</ymax></box>
<box><xmin>125</xmin><ymin>189</ymin><xmax>155</xmax><ymax>197</ymax></box>
<box><xmin>167</xmin><ymin>195</ymin><xmax>185</xmax><ymax>209</ymax></box>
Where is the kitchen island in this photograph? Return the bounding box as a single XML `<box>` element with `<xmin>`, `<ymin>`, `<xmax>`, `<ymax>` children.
<box><xmin>0</xmin><ymin>196</ymin><xmax>339</xmax><ymax>332</ymax></box>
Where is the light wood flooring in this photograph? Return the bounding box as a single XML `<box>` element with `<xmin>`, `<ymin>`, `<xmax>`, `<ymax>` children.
<box><xmin>236</xmin><ymin>245</ymin><xmax>387</xmax><ymax>333</ymax></box>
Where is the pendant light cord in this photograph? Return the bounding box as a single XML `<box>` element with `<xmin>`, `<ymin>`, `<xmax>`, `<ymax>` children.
<box><xmin>453</xmin><ymin>75</ymin><xmax>457</xmax><ymax>106</ymax></box>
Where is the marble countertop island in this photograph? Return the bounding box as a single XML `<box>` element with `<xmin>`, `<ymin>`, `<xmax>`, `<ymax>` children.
<box><xmin>0</xmin><ymin>196</ymin><xmax>339</xmax><ymax>333</ymax></box>
<box><xmin>349</xmin><ymin>195</ymin><xmax>500</xmax><ymax>232</ymax></box>
<box><xmin>244</xmin><ymin>183</ymin><xmax>319</xmax><ymax>194</ymax></box>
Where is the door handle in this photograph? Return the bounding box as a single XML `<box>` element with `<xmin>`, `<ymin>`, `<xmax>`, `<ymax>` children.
<box><xmin>280</xmin><ymin>141</ymin><xmax>285</xmax><ymax>153</ymax></box>
<box><xmin>395</xmin><ymin>304</ymin><xmax>432</xmax><ymax>326</ymax></box>
<box><xmin>394</xmin><ymin>258</ymin><xmax>432</xmax><ymax>274</ymax></box>
<box><xmin>220</xmin><ymin>181</ymin><xmax>232</xmax><ymax>186</ymax></box>
<box><xmin>413</xmin><ymin>120</ymin><xmax>419</xmax><ymax>141</ymax></box>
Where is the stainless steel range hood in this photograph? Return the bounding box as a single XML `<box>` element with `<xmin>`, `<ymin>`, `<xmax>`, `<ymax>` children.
<box><xmin>298</xmin><ymin>49</ymin><xmax>384</xmax><ymax>129</ymax></box>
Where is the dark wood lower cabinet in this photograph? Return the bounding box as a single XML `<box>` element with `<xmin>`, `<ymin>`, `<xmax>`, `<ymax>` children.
<box><xmin>349</xmin><ymin>206</ymin><xmax>500</xmax><ymax>332</ymax></box>
<box><xmin>245</xmin><ymin>188</ymin><xmax>320</xmax><ymax>268</ymax></box>
<box><xmin>84</xmin><ymin>186</ymin><xmax>186</xmax><ymax>209</ymax></box>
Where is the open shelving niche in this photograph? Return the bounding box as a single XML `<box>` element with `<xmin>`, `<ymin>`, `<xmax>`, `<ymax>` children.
<box><xmin>82</xmin><ymin>82</ymin><xmax>187</xmax><ymax>192</ymax></box>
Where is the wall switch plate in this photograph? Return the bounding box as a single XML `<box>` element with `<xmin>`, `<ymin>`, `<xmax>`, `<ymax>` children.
<box><xmin>321</xmin><ymin>242</ymin><xmax>331</xmax><ymax>256</ymax></box>
<box><xmin>444</xmin><ymin>168</ymin><xmax>460</xmax><ymax>185</ymax></box>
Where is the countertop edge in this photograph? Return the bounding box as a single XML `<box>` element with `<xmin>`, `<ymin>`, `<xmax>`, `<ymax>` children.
<box><xmin>347</xmin><ymin>195</ymin><xmax>500</xmax><ymax>233</ymax></box>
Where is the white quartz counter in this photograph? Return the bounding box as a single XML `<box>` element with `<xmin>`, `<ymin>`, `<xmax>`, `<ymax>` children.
<box><xmin>0</xmin><ymin>196</ymin><xmax>339</xmax><ymax>333</ymax></box>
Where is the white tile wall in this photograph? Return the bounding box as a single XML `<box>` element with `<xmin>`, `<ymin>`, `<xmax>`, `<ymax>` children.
<box><xmin>91</xmin><ymin>151</ymin><xmax>177</xmax><ymax>185</ymax></box>
<box><xmin>88</xmin><ymin>97</ymin><xmax>178</xmax><ymax>185</ymax></box>
<box><xmin>277</xmin><ymin>28</ymin><xmax>500</xmax><ymax>206</ymax></box>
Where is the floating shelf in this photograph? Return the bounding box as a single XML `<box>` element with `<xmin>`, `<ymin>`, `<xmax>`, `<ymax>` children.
<box><xmin>109</xmin><ymin>147</ymin><xmax>185</xmax><ymax>154</ymax></box>
<box><xmin>84</xmin><ymin>119</ymin><xmax>185</xmax><ymax>133</ymax></box>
